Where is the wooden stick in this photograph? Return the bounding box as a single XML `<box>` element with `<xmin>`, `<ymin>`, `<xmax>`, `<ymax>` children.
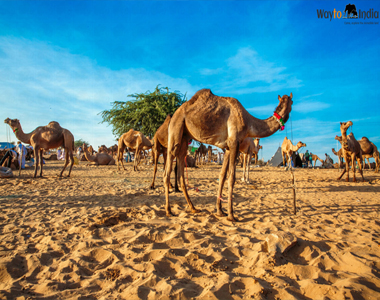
<box><xmin>290</xmin><ymin>168</ymin><xmax>296</xmax><ymax>214</ymax></box>
<box><xmin>19</xmin><ymin>144</ymin><xmax>23</xmax><ymax>177</ymax></box>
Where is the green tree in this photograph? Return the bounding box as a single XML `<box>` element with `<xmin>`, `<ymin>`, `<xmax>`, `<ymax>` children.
<box><xmin>74</xmin><ymin>139</ymin><xmax>89</xmax><ymax>149</ymax></box>
<box><xmin>99</xmin><ymin>86</ymin><xmax>186</xmax><ymax>138</ymax></box>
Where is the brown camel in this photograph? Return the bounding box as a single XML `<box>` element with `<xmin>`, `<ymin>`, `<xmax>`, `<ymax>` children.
<box><xmin>332</xmin><ymin>148</ymin><xmax>345</xmax><ymax>170</ymax></box>
<box><xmin>311</xmin><ymin>154</ymin><xmax>324</xmax><ymax>169</ymax></box>
<box><xmin>239</xmin><ymin>138</ymin><xmax>260</xmax><ymax>183</ymax></box>
<box><xmin>281</xmin><ymin>137</ymin><xmax>306</xmax><ymax>170</ymax></box>
<box><xmin>337</xmin><ymin>121</ymin><xmax>364</xmax><ymax>182</ymax></box>
<box><xmin>163</xmin><ymin>89</ymin><xmax>293</xmax><ymax>221</ymax></box>
<box><xmin>4</xmin><ymin>118</ymin><xmax>74</xmax><ymax>178</ymax></box>
<box><xmin>336</xmin><ymin>135</ymin><xmax>379</xmax><ymax>172</ymax></box>
<box><xmin>117</xmin><ymin>129</ymin><xmax>153</xmax><ymax>171</ymax></box>
<box><xmin>195</xmin><ymin>144</ymin><xmax>207</xmax><ymax>165</ymax></box>
<box><xmin>358</xmin><ymin>137</ymin><xmax>379</xmax><ymax>173</ymax></box>
<box><xmin>150</xmin><ymin>115</ymin><xmax>179</xmax><ymax>191</ymax></box>
<box><xmin>83</xmin><ymin>143</ymin><xmax>115</xmax><ymax>166</ymax></box>
<box><xmin>252</xmin><ymin>144</ymin><xmax>262</xmax><ymax>164</ymax></box>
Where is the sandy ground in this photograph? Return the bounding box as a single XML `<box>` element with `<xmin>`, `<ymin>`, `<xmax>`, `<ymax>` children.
<box><xmin>0</xmin><ymin>160</ymin><xmax>380</xmax><ymax>300</ymax></box>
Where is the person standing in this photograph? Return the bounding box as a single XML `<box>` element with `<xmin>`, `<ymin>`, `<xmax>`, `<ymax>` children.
<box><xmin>304</xmin><ymin>150</ymin><xmax>310</xmax><ymax>168</ymax></box>
<box><xmin>16</xmin><ymin>142</ymin><xmax>27</xmax><ymax>169</ymax></box>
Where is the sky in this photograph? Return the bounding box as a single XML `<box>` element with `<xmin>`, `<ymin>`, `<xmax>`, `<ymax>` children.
<box><xmin>0</xmin><ymin>0</ymin><xmax>379</xmax><ymax>164</ymax></box>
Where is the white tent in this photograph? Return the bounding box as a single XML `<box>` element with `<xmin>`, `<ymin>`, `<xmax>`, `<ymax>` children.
<box><xmin>267</xmin><ymin>147</ymin><xmax>283</xmax><ymax>167</ymax></box>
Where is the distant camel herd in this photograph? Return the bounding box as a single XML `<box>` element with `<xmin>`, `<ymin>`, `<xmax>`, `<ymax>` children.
<box><xmin>3</xmin><ymin>89</ymin><xmax>379</xmax><ymax>221</ymax></box>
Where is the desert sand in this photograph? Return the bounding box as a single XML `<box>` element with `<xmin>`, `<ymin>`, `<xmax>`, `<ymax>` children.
<box><xmin>1</xmin><ymin>161</ymin><xmax>380</xmax><ymax>300</ymax></box>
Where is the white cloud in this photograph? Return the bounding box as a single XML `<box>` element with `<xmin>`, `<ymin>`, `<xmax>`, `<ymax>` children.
<box><xmin>200</xmin><ymin>47</ymin><xmax>302</xmax><ymax>94</ymax></box>
<box><xmin>0</xmin><ymin>37</ymin><xmax>197</xmax><ymax>148</ymax></box>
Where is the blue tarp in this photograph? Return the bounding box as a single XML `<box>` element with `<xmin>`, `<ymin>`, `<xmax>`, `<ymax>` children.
<box><xmin>0</xmin><ymin>142</ymin><xmax>14</xmax><ymax>150</ymax></box>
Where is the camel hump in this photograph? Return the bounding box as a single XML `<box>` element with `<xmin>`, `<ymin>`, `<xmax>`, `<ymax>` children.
<box><xmin>187</xmin><ymin>89</ymin><xmax>214</xmax><ymax>105</ymax></box>
<box><xmin>47</xmin><ymin>121</ymin><xmax>62</xmax><ymax>130</ymax></box>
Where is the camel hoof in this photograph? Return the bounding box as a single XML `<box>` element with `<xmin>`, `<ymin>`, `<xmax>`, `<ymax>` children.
<box><xmin>174</xmin><ymin>188</ymin><xmax>181</xmax><ymax>193</ymax></box>
<box><xmin>191</xmin><ymin>208</ymin><xmax>201</xmax><ymax>214</ymax></box>
<box><xmin>227</xmin><ymin>215</ymin><xmax>238</xmax><ymax>222</ymax></box>
<box><xmin>150</xmin><ymin>185</ymin><xmax>155</xmax><ymax>190</ymax></box>
<box><xmin>216</xmin><ymin>210</ymin><xmax>227</xmax><ymax>217</ymax></box>
<box><xmin>353</xmin><ymin>178</ymin><xmax>357</xmax><ymax>182</ymax></box>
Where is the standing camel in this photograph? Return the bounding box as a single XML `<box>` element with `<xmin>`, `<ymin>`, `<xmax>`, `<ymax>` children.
<box><xmin>281</xmin><ymin>137</ymin><xmax>306</xmax><ymax>170</ymax></box>
<box><xmin>83</xmin><ymin>143</ymin><xmax>115</xmax><ymax>166</ymax></box>
<box><xmin>358</xmin><ymin>137</ymin><xmax>379</xmax><ymax>173</ymax></box>
<box><xmin>150</xmin><ymin>115</ymin><xmax>179</xmax><ymax>191</ymax></box>
<box><xmin>239</xmin><ymin>138</ymin><xmax>260</xmax><ymax>183</ymax></box>
<box><xmin>335</xmin><ymin>135</ymin><xmax>378</xmax><ymax>172</ymax></box>
<box><xmin>311</xmin><ymin>154</ymin><xmax>324</xmax><ymax>169</ymax></box>
<box><xmin>117</xmin><ymin>129</ymin><xmax>152</xmax><ymax>171</ymax></box>
<box><xmin>337</xmin><ymin>121</ymin><xmax>364</xmax><ymax>182</ymax></box>
<box><xmin>252</xmin><ymin>145</ymin><xmax>262</xmax><ymax>165</ymax></box>
<box><xmin>332</xmin><ymin>148</ymin><xmax>344</xmax><ymax>170</ymax></box>
<box><xmin>4</xmin><ymin>118</ymin><xmax>74</xmax><ymax>178</ymax></box>
<box><xmin>163</xmin><ymin>89</ymin><xmax>293</xmax><ymax>222</ymax></box>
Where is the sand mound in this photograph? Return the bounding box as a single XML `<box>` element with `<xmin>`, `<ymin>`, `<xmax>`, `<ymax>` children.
<box><xmin>0</xmin><ymin>161</ymin><xmax>379</xmax><ymax>299</ymax></box>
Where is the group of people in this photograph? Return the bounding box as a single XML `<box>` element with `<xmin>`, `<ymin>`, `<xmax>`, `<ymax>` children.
<box><xmin>303</xmin><ymin>150</ymin><xmax>333</xmax><ymax>168</ymax></box>
<box><xmin>0</xmin><ymin>141</ymin><xmax>28</xmax><ymax>169</ymax></box>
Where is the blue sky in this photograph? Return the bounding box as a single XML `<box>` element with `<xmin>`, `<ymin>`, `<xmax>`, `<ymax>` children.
<box><xmin>0</xmin><ymin>1</ymin><xmax>379</xmax><ymax>163</ymax></box>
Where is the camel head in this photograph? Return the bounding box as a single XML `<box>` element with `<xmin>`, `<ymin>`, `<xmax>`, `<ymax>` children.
<box><xmin>297</xmin><ymin>141</ymin><xmax>306</xmax><ymax>149</ymax></box>
<box><xmin>253</xmin><ymin>138</ymin><xmax>260</xmax><ymax>146</ymax></box>
<box><xmin>335</xmin><ymin>135</ymin><xmax>343</xmax><ymax>142</ymax></box>
<box><xmin>275</xmin><ymin>93</ymin><xmax>293</xmax><ymax>123</ymax></box>
<box><xmin>339</xmin><ymin>121</ymin><xmax>353</xmax><ymax>133</ymax></box>
<box><xmin>259</xmin><ymin>145</ymin><xmax>263</xmax><ymax>150</ymax></box>
<box><xmin>83</xmin><ymin>143</ymin><xmax>88</xmax><ymax>151</ymax></box>
<box><xmin>4</xmin><ymin>118</ymin><xmax>20</xmax><ymax>130</ymax></box>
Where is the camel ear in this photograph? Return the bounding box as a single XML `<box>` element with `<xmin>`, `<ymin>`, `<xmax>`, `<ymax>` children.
<box><xmin>290</xmin><ymin>92</ymin><xmax>293</xmax><ymax>99</ymax></box>
<box><xmin>340</xmin><ymin>122</ymin><xmax>343</xmax><ymax>125</ymax></box>
<box><xmin>278</xmin><ymin>95</ymin><xmax>282</xmax><ymax>102</ymax></box>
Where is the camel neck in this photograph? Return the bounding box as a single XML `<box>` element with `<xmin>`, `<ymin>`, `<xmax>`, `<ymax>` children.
<box><xmin>246</xmin><ymin>101</ymin><xmax>290</xmax><ymax>138</ymax></box>
<box><xmin>247</xmin><ymin>115</ymin><xmax>282</xmax><ymax>138</ymax></box>
<box><xmin>83</xmin><ymin>148</ymin><xmax>96</xmax><ymax>162</ymax></box>
<box><xmin>13</xmin><ymin>124</ymin><xmax>32</xmax><ymax>144</ymax></box>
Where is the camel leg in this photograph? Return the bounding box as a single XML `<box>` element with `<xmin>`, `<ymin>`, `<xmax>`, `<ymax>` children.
<box><xmin>287</xmin><ymin>153</ymin><xmax>292</xmax><ymax>171</ymax></box>
<box><xmin>174</xmin><ymin>160</ymin><xmax>180</xmax><ymax>192</ymax></box>
<box><xmin>164</xmin><ymin>151</ymin><xmax>175</xmax><ymax>217</ymax></box>
<box><xmin>358</xmin><ymin>155</ymin><xmax>365</xmax><ymax>182</ymax></box>
<box><xmin>366</xmin><ymin>158</ymin><xmax>371</xmax><ymax>170</ymax></box>
<box><xmin>60</xmin><ymin>149</ymin><xmax>70</xmax><ymax>177</ymax></box>
<box><xmin>178</xmin><ymin>141</ymin><xmax>199</xmax><ymax>213</ymax></box>
<box><xmin>39</xmin><ymin>149</ymin><xmax>44</xmax><ymax>177</ymax></box>
<box><xmin>33</xmin><ymin>147</ymin><xmax>39</xmax><ymax>178</ymax></box>
<box><xmin>150</xmin><ymin>148</ymin><xmax>158</xmax><ymax>189</ymax></box>
<box><xmin>66</xmin><ymin>151</ymin><xmax>74</xmax><ymax>176</ymax></box>
<box><xmin>351</xmin><ymin>154</ymin><xmax>357</xmax><ymax>182</ymax></box>
<box><xmin>216</xmin><ymin>150</ymin><xmax>230</xmax><ymax>217</ymax></box>
<box><xmin>226</xmin><ymin>142</ymin><xmax>239</xmax><ymax>222</ymax></box>
<box><xmin>375</xmin><ymin>155</ymin><xmax>380</xmax><ymax>173</ymax></box>
<box><xmin>134</xmin><ymin>143</ymin><xmax>142</xmax><ymax>172</ymax></box>
<box><xmin>241</xmin><ymin>154</ymin><xmax>246</xmax><ymax>182</ymax></box>
<box><xmin>281</xmin><ymin>151</ymin><xmax>286</xmax><ymax>168</ymax></box>
<box><xmin>337</xmin><ymin>165</ymin><xmax>346</xmax><ymax>180</ymax></box>
<box><xmin>247</xmin><ymin>152</ymin><xmax>252</xmax><ymax>183</ymax></box>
